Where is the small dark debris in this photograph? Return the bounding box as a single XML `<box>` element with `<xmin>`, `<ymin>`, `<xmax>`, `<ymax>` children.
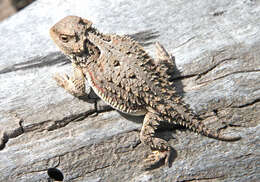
<box><xmin>213</xmin><ymin>109</ymin><xmax>218</xmax><ymax>116</ymax></box>
<box><xmin>129</xmin><ymin>72</ymin><xmax>136</xmax><ymax>78</ymax></box>
<box><xmin>47</xmin><ymin>168</ymin><xmax>64</xmax><ymax>181</ymax></box>
<box><xmin>113</xmin><ymin>59</ymin><xmax>120</xmax><ymax>66</ymax></box>
<box><xmin>213</xmin><ymin>11</ymin><xmax>225</xmax><ymax>17</ymax></box>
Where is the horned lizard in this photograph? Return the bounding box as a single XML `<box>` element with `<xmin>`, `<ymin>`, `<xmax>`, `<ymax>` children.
<box><xmin>49</xmin><ymin>16</ymin><xmax>240</xmax><ymax>168</ymax></box>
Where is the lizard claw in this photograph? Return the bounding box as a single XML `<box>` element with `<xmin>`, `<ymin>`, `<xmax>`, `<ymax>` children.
<box><xmin>53</xmin><ymin>73</ymin><xmax>71</xmax><ymax>88</ymax></box>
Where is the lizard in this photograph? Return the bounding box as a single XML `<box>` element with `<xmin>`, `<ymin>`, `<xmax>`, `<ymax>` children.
<box><xmin>49</xmin><ymin>16</ymin><xmax>241</xmax><ymax>168</ymax></box>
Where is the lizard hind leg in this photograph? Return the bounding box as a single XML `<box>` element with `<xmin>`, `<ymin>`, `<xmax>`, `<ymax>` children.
<box><xmin>154</xmin><ymin>42</ymin><xmax>176</xmax><ymax>78</ymax></box>
<box><xmin>140</xmin><ymin>111</ymin><xmax>172</xmax><ymax>169</ymax></box>
<box><xmin>154</xmin><ymin>42</ymin><xmax>175</xmax><ymax>66</ymax></box>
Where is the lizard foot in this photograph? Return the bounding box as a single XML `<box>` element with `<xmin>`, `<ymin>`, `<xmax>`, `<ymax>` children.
<box><xmin>53</xmin><ymin>73</ymin><xmax>71</xmax><ymax>89</ymax></box>
<box><xmin>53</xmin><ymin>73</ymin><xmax>85</xmax><ymax>97</ymax></box>
<box><xmin>143</xmin><ymin>149</ymin><xmax>171</xmax><ymax>169</ymax></box>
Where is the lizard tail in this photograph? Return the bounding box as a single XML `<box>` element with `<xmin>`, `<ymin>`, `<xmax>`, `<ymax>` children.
<box><xmin>188</xmin><ymin>119</ymin><xmax>241</xmax><ymax>141</ymax></box>
<box><xmin>172</xmin><ymin>104</ymin><xmax>241</xmax><ymax>141</ymax></box>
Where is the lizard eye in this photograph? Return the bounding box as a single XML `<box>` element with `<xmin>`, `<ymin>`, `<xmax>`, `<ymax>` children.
<box><xmin>60</xmin><ymin>34</ymin><xmax>69</xmax><ymax>43</ymax></box>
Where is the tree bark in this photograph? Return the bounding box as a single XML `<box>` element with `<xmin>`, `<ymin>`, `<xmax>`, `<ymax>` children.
<box><xmin>0</xmin><ymin>0</ymin><xmax>259</xmax><ymax>181</ymax></box>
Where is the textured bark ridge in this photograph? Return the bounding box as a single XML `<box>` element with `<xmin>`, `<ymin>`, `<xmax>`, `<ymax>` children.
<box><xmin>0</xmin><ymin>0</ymin><xmax>259</xmax><ymax>181</ymax></box>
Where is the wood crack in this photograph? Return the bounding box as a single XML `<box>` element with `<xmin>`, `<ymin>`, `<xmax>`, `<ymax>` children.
<box><xmin>174</xmin><ymin>36</ymin><xmax>196</xmax><ymax>49</ymax></box>
<box><xmin>171</xmin><ymin>73</ymin><xmax>198</xmax><ymax>80</ymax></box>
<box><xmin>195</xmin><ymin>56</ymin><xmax>237</xmax><ymax>81</ymax></box>
<box><xmin>69</xmin><ymin>164</ymin><xmax>113</xmax><ymax>181</ymax></box>
<box><xmin>86</xmin><ymin>164</ymin><xmax>113</xmax><ymax>174</ymax></box>
<box><xmin>0</xmin><ymin>119</ymin><xmax>24</xmax><ymax>150</ymax></box>
<box><xmin>0</xmin><ymin>105</ymin><xmax>113</xmax><ymax>151</ymax></box>
<box><xmin>231</xmin><ymin>97</ymin><xmax>260</xmax><ymax>108</ymax></box>
<box><xmin>178</xmin><ymin>175</ymin><xmax>225</xmax><ymax>182</ymax></box>
<box><xmin>171</xmin><ymin>56</ymin><xmax>238</xmax><ymax>81</ymax></box>
<box><xmin>197</xmin><ymin>69</ymin><xmax>260</xmax><ymax>85</ymax></box>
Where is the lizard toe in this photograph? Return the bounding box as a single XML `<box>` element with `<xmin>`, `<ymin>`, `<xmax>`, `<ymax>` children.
<box><xmin>143</xmin><ymin>149</ymin><xmax>171</xmax><ymax>169</ymax></box>
<box><xmin>53</xmin><ymin>73</ymin><xmax>70</xmax><ymax>88</ymax></box>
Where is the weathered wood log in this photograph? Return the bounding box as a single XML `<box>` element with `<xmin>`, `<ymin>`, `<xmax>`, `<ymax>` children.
<box><xmin>0</xmin><ymin>0</ymin><xmax>259</xmax><ymax>181</ymax></box>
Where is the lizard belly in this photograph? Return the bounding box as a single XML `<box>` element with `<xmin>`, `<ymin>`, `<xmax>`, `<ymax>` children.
<box><xmin>85</xmin><ymin>70</ymin><xmax>147</xmax><ymax>116</ymax></box>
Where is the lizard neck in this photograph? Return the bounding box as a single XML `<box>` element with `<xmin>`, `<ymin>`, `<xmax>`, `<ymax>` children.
<box><xmin>87</xmin><ymin>27</ymin><xmax>112</xmax><ymax>48</ymax></box>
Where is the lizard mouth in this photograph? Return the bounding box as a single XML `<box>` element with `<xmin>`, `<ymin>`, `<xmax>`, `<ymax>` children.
<box><xmin>82</xmin><ymin>39</ymin><xmax>101</xmax><ymax>61</ymax></box>
<box><xmin>69</xmin><ymin>52</ymin><xmax>89</xmax><ymax>65</ymax></box>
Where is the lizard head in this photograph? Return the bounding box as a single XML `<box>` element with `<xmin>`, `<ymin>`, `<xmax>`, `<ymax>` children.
<box><xmin>49</xmin><ymin>15</ymin><xmax>93</xmax><ymax>58</ymax></box>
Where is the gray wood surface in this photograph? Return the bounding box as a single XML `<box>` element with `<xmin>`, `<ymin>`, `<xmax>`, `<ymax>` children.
<box><xmin>0</xmin><ymin>0</ymin><xmax>259</xmax><ymax>181</ymax></box>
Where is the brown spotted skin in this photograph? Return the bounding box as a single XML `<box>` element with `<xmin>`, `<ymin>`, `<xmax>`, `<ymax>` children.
<box><xmin>50</xmin><ymin>16</ymin><xmax>241</xmax><ymax>168</ymax></box>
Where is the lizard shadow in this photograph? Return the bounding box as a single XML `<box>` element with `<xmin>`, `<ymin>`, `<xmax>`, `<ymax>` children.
<box><xmin>127</xmin><ymin>29</ymin><xmax>160</xmax><ymax>47</ymax></box>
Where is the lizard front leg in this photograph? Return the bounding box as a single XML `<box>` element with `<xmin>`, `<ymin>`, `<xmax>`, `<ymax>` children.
<box><xmin>140</xmin><ymin>111</ymin><xmax>172</xmax><ymax>169</ymax></box>
<box><xmin>53</xmin><ymin>63</ymin><xmax>86</xmax><ymax>97</ymax></box>
<box><xmin>53</xmin><ymin>63</ymin><xmax>97</xmax><ymax>103</ymax></box>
